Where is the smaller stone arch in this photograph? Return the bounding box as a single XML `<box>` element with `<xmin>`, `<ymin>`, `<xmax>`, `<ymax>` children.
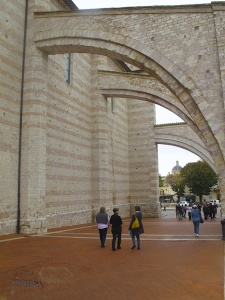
<box><xmin>100</xmin><ymin>88</ymin><xmax>204</xmax><ymax>144</ymax></box>
<box><xmin>156</xmin><ymin>141</ymin><xmax>215</xmax><ymax>172</ymax></box>
<box><xmin>154</xmin><ymin>124</ymin><xmax>215</xmax><ymax>172</ymax></box>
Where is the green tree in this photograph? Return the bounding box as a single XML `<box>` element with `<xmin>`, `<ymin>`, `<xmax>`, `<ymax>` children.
<box><xmin>165</xmin><ymin>173</ymin><xmax>185</xmax><ymax>200</ymax></box>
<box><xmin>159</xmin><ymin>175</ymin><xmax>164</xmax><ymax>187</ymax></box>
<box><xmin>180</xmin><ymin>161</ymin><xmax>218</xmax><ymax>202</ymax></box>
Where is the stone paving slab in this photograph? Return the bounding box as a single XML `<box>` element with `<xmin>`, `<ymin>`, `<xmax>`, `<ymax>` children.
<box><xmin>0</xmin><ymin>217</ymin><xmax>224</xmax><ymax>300</ymax></box>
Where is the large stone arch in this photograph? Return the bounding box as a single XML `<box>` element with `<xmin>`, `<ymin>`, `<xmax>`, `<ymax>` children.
<box><xmin>33</xmin><ymin>23</ymin><xmax>225</xmax><ymax>181</ymax></box>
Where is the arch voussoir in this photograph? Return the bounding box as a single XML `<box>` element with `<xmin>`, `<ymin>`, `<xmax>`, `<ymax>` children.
<box><xmin>34</xmin><ymin>28</ymin><xmax>207</xmax><ymax>104</ymax></box>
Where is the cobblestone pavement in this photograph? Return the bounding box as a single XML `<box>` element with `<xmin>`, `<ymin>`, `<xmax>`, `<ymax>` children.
<box><xmin>0</xmin><ymin>216</ymin><xmax>224</xmax><ymax>300</ymax></box>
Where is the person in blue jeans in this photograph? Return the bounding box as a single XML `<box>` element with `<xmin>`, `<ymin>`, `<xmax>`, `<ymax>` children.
<box><xmin>191</xmin><ymin>205</ymin><xmax>201</xmax><ymax>237</ymax></box>
<box><xmin>129</xmin><ymin>206</ymin><xmax>144</xmax><ymax>249</ymax></box>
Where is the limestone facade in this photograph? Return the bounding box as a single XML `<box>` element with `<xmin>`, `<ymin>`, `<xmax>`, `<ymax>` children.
<box><xmin>1</xmin><ymin>0</ymin><xmax>225</xmax><ymax>235</ymax></box>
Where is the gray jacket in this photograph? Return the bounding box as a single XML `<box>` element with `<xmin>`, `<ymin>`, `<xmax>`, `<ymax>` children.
<box><xmin>96</xmin><ymin>212</ymin><xmax>109</xmax><ymax>225</ymax></box>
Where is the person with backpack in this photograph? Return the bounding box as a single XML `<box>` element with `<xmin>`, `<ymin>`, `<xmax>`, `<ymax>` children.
<box><xmin>129</xmin><ymin>205</ymin><xmax>144</xmax><ymax>250</ymax></box>
<box><xmin>110</xmin><ymin>208</ymin><xmax>123</xmax><ymax>251</ymax></box>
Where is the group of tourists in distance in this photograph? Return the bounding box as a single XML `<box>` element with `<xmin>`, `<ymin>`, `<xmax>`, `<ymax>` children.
<box><xmin>95</xmin><ymin>205</ymin><xmax>144</xmax><ymax>251</ymax></box>
<box><xmin>175</xmin><ymin>200</ymin><xmax>219</xmax><ymax>237</ymax></box>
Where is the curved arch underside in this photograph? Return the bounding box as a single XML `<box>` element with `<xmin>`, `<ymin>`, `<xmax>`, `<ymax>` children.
<box><xmin>155</xmin><ymin>138</ymin><xmax>215</xmax><ymax>172</ymax></box>
<box><xmin>100</xmin><ymin>88</ymin><xmax>199</xmax><ymax>135</ymax></box>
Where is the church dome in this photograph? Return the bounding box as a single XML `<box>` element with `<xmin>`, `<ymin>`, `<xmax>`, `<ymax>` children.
<box><xmin>172</xmin><ymin>161</ymin><xmax>182</xmax><ymax>174</ymax></box>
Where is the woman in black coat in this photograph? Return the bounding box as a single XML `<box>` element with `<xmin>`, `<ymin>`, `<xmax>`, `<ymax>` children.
<box><xmin>110</xmin><ymin>208</ymin><xmax>123</xmax><ymax>251</ymax></box>
<box><xmin>129</xmin><ymin>206</ymin><xmax>144</xmax><ymax>250</ymax></box>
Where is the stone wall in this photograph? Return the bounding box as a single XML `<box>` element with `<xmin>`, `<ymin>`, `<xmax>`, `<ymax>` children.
<box><xmin>46</xmin><ymin>53</ymin><xmax>94</xmax><ymax>228</ymax></box>
<box><xmin>128</xmin><ymin>100</ymin><xmax>160</xmax><ymax>217</ymax></box>
<box><xmin>0</xmin><ymin>1</ymin><xmax>25</xmax><ymax>234</ymax></box>
<box><xmin>130</xmin><ymin>202</ymin><xmax>161</xmax><ymax>218</ymax></box>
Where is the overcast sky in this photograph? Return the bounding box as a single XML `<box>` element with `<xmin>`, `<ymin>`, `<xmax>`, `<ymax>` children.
<box><xmin>72</xmin><ymin>0</ymin><xmax>209</xmax><ymax>175</ymax></box>
<box><xmin>74</xmin><ymin>0</ymin><xmax>212</xmax><ymax>9</ymax></box>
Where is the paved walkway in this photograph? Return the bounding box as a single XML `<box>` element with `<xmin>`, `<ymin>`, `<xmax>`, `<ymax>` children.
<box><xmin>0</xmin><ymin>214</ymin><xmax>224</xmax><ymax>300</ymax></box>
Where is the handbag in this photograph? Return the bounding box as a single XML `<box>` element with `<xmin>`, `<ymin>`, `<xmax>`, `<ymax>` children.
<box><xmin>131</xmin><ymin>216</ymin><xmax>140</xmax><ymax>229</ymax></box>
<box><xmin>200</xmin><ymin>215</ymin><xmax>204</xmax><ymax>223</ymax></box>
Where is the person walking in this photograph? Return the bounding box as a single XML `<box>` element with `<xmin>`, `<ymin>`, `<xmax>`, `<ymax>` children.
<box><xmin>191</xmin><ymin>204</ymin><xmax>201</xmax><ymax>237</ymax></box>
<box><xmin>183</xmin><ymin>204</ymin><xmax>187</xmax><ymax>218</ymax></box>
<box><xmin>96</xmin><ymin>206</ymin><xmax>110</xmax><ymax>248</ymax></box>
<box><xmin>203</xmin><ymin>203</ymin><xmax>210</xmax><ymax>220</ymax></box>
<box><xmin>129</xmin><ymin>205</ymin><xmax>144</xmax><ymax>250</ymax></box>
<box><xmin>176</xmin><ymin>204</ymin><xmax>183</xmax><ymax>221</ymax></box>
<box><xmin>213</xmin><ymin>201</ymin><xmax>218</xmax><ymax>218</ymax></box>
<box><xmin>181</xmin><ymin>205</ymin><xmax>186</xmax><ymax>218</ymax></box>
<box><xmin>110</xmin><ymin>208</ymin><xmax>123</xmax><ymax>251</ymax></box>
<box><xmin>209</xmin><ymin>203</ymin><xmax>215</xmax><ymax>220</ymax></box>
<box><xmin>187</xmin><ymin>204</ymin><xmax>192</xmax><ymax>220</ymax></box>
